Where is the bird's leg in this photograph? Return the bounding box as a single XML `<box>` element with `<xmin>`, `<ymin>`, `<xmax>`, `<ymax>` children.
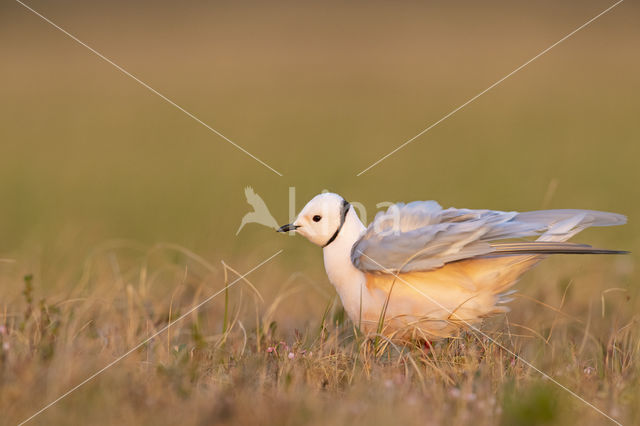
<box><xmin>422</xmin><ymin>339</ymin><xmax>433</xmax><ymax>354</ymax></box>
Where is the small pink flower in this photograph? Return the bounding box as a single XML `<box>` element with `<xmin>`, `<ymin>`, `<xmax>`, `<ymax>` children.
<box><xmin>0</xmin><ymin>325</ymin><xmax>6</xmax><ymax>335</ymax></box>
<box><xmin>2</xmin><ymin>342</ymin><xmax>9</xmax><ymax>351</ymax></box>
<box><xmin>288</xmin><ymin>352</ymin><xmax>295</xmax><ymax>360</ymax></box>
<box><xmin>266</xmin><ymin>347</ymin><xmax>274</xmax><ymax>353</ymax></box>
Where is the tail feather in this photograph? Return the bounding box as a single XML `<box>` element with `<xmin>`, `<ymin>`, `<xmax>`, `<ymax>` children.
<box><xmin>489</xmin><ymin>241</ymin><xmax>629</xmax><ymax>256</ymax></box>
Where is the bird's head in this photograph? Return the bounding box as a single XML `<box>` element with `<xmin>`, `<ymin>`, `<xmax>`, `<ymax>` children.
<box><xmin>277</xmin><ymin>193</ymin><xmax>351</xmax><ymax>247</ymax></box>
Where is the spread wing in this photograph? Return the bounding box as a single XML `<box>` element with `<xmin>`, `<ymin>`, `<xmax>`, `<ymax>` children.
<box><xmin>351</xmin><ymin>201</ymin><xmax>626</xmax><ymax>273</ymax></box>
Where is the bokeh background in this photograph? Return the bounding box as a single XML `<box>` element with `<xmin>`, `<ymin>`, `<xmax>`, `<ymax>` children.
<box><xmin>1</xmin><ymin>0</ymin><xmax>639</xmax><ymax>349</ymax></box>
<box><xmin>2</xmin><ymin>0</ymin><xmax>639</xmax><ymax>325</ymax></box>
<box><xmin>0</xmin><ymin>0</ymin><xmax>639</xmax><ymax>423</ymax></box>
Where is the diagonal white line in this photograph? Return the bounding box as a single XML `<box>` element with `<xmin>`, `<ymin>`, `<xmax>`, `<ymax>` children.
<box><xmin>355</xmin><ymin>250</ymin><xmax>621</xmax><ymax>425</ymax></box>
<box><xmin>15</xmin><ymin>0</ymin><xmax>283</xmax><ymax>177</ymax></box>
<box><xmin>17</xmin><ymin>249</ymin><xmax>283</xmax><ymax>426</ymax></box>
<box><xmin>356</xmin><ymin>0</ymin><xmax>624</xmax><ymax>176</ymax></box>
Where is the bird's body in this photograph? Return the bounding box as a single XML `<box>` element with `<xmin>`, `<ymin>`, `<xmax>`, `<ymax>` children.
<box><xmin>279</xmin><ymin>193</ymin><xmax>626</xmax><ymax>340</ymax></box>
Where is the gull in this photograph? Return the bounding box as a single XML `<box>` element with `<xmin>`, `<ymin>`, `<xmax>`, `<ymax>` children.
<box><xmin>236</xmin><ymin>187</ymin><xmax>279</xmax><ymax>235</ymax></box>
<box><xmin>278</xmin><ymin>193</ymin><xmax>627</xmax><ymax>340</ymax></box>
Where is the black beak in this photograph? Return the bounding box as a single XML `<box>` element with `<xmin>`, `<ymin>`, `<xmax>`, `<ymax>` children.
<box><xmin>277</xmin><ymin>223</ymin><xmax>299</xmax><ymax>233</ymax></box>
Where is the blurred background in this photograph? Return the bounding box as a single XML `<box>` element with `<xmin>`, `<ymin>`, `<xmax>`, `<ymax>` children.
<box><xmin>0</xmin><ymin>0</ymin><xmax>638</xmax><ymax>314</ymax></box>
<box><xmin>1</xmin><ymin>2</ymin><xmax>639</xmax><ymax>424</ymax></box>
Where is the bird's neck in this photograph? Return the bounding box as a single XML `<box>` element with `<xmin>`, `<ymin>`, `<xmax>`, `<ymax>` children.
<box><xmin>322</xmin><ymin>208</ymin><xmax>367</xmax><ymax>322</ymax></box>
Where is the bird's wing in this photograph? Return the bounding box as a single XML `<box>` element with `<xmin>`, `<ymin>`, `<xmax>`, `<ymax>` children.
<box><xmin>351</xmin><ymin>201</ymin><xmax>626</xmax><ymax>273</ymax></box>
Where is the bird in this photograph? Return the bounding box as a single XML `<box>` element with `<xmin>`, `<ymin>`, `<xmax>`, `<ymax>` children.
<box><xmin>236</xmin><ymin>187</ymin><xmax>279</xmax><ymax>235</ymax></box>
<box><xmin>277</xmin><ymin>193</ymin><xmax>627</xmax><ymax>341</ymax></box>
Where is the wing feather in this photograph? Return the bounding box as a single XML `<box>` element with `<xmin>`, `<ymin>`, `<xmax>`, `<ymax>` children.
<box><xmin>351</xmin><ymin>202</ymin><xmax>626</xmax><ymax>273</ymax></box>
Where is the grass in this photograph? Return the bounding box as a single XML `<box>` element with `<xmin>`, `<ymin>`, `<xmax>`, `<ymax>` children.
<box><xmin>0</xmin><ymin>242</ymin><xmax>638</xmax><ymax>425</ymax></box>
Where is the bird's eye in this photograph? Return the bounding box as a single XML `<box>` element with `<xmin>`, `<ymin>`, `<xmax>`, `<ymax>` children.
<box><xmin>313</xmin><ymin>215</ymin><xmax>322</xmax><ymax>222</ymax></box>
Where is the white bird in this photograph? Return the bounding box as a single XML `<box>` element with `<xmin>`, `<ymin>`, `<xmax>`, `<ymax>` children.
<box><xmin>236</xmin><ymin>187</ymin><xmax>279</xmax><ymax>235</ymax></box>
<box><xmin>278</xmin><ymin>193</ymin><xmax>627</xmax><ymax>341</ymax></box>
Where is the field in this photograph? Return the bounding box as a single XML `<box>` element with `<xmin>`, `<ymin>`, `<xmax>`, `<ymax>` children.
<box><xmin>1</xmin><ymin>1</ymin><xmax>639</xmax><ymax>425</ymax></box>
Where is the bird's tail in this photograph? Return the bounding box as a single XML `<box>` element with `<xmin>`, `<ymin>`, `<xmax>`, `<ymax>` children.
<box><xmin>489</xmin><ymin>241</ymin><xmax>628</xmax><ymax>256</ymax></box>
<box><xmin>482</xmin><ymin>209</ymin><xmax>628</xmax><ymax>256</ymax></box>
